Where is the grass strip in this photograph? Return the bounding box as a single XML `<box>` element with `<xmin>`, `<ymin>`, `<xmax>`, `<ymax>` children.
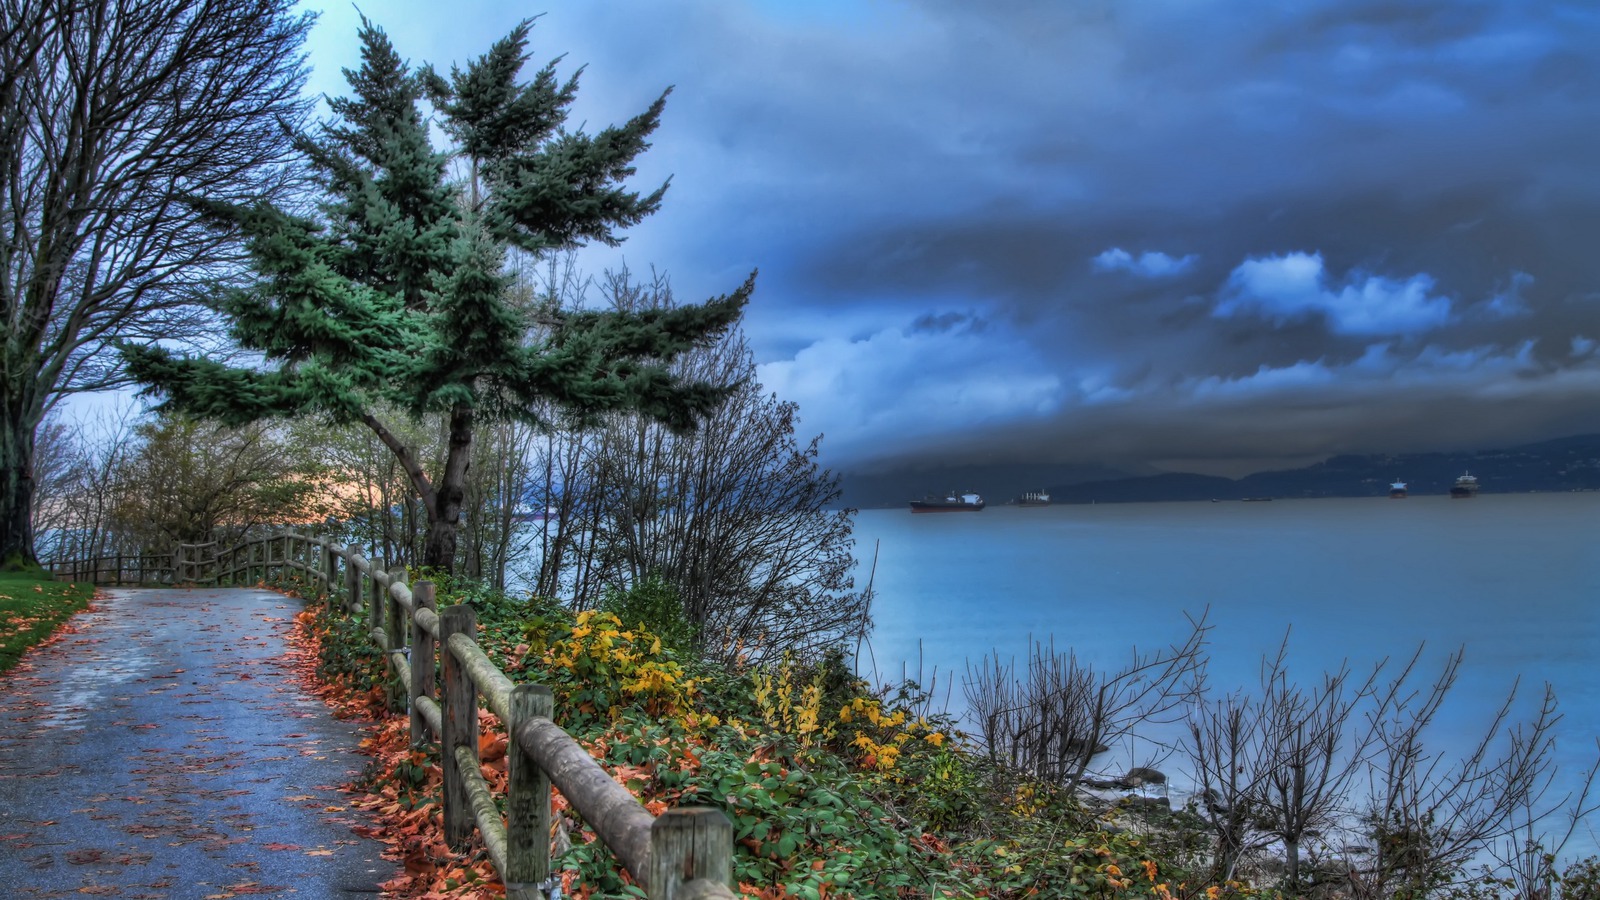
<box><xmin>0</xmin><ymin>572</ymin><xmax>96</xmax><ymax>674</ymax></box>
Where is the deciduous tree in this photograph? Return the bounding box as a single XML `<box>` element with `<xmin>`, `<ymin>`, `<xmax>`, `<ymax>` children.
<box><xmin>580</xmin><ymin>269</ymin><xmax>867</xmax><ymax>663</ymax></box>
<box><xmin>0</xmin><ymin>0</ymin><xmax>313</xmax><ymax>568</ymax></box>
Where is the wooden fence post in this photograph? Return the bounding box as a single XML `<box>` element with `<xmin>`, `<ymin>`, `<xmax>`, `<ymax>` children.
<box><xmin>324</xmin><ymin>543</ymin><xmax>337</xmax><ymax>598</ymax></box>
<box><xmin>505</xmin><ymin>684</ymin><xmax>553</xmax><ymax>898</ymax></box>
<box><xmin>648</xmin><ymin>808</ymin><xmax>734</xmax><ymax>900</ymax></box>
<box><xmin>386</xmin><ymin>567</ymin><xmax>408</xmax><ymax>713</ymax></box>
<box><xmin>368</xmin><ymin>565</ymin><xmax>385</xmax><ymax>631</ymax></box>
<box><xmin>410</xmin><ymin>581</ymin><xmax>437</xmax><ymax>747</ymax></box>
<box><xmin>439</xmin><ymin>604</ymin><xmax>479</xmax><ymax>851</ymax></box>
<box><xmin>345</xmin><ymin>545</ymin><xmax>363</xmax><ymax>614</ymax></box>
<box><xmin>276</xmin><ymin>533</ymin><xmax>287</xmax><ymax>589</ymax></box>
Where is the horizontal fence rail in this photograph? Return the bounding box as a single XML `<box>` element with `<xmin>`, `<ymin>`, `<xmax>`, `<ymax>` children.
<box><xmin>78</xmin><ymin>530</ymin><xmax>737</xmax><ymax>900</ymax></box>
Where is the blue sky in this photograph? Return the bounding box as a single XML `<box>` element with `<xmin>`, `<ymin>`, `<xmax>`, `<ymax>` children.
<box><xmin>297</xmin><ymin>1</ymin><xmax>1600</xmax><ymax>476</ymax></box>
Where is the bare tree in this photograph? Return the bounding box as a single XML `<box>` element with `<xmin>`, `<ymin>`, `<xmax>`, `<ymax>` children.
<box><xmin>289</xmin><ymin>411</ymin><xmax>432</xmax><ymax>570</ymax></box>
<box><xmin>31</xmin><ymin>406</ymin><xmax>142</xmax><ymax>564</ymax></box>
<box><xmin>0</xmin><ymin>0</ymin><xmax>313</xmax><ymax>566</ymax></box>
<box><xmin>1252</xmin><ymin>647</ymin><xmax>1381</xmax><ymax>889</ymax></box>
<box><xmin>1186</xmin><ymin>689</ymin><xmax>1275</xmax><ymax>883</ymax></box>
<box><xmin>1494</xmin><ymin>743</ymin><xmax>1600</xmax><ymax>900</ymax></box>
<box><xmin>965</xmin><ymin>615</ymin><xmax>1208</xmax><ymax>793</ymax></box>
<box><xmin>1351</xmin><ymin>649</ymin><xmax>1570</xmax><ymax>899</ymax></box>
<box><xmin>578</xmin><ymin>269</ymin><xmax>868</xmax><ymax>662</ymax></box>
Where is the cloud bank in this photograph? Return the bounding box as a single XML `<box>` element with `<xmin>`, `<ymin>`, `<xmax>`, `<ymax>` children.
<box><xmin>298</xmin><ymin>0</ymin><xmax>1600</xmax><ymax>474</ymax></box>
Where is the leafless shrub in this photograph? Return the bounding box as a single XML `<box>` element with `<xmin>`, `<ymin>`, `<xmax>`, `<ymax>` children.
<box><xmin>965</xmin><ymin>613</ymin><xmax>1208</xmax><ymax>793</ymax></box>
<box><xmin>1350</xmin><ymin>649</ymin><xmax>1571</xmax><ymax>899</ymax></box>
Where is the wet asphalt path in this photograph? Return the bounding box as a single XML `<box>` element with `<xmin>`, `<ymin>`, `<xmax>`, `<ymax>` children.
<box><xmin>0</xmin><ymin>588</ymin><xmax>393</xmax><ymax>899</ymax></box>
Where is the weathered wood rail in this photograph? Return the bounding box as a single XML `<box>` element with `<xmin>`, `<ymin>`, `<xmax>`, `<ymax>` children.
<box><xmin>43</xmin><ymin>540</ymin><xmax>220</xmax><ymax>585</ymax></box>
<box><xmin>58</xmin><ymin>531</ymin><xmax>737</xmax><ymax>900</ymax></box>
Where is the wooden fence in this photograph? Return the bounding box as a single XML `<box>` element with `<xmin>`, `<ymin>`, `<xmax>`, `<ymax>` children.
<box><xmin>59</xmin><ymin>530</ymin><xmax>737</xmax><ymax>900</ymax></box>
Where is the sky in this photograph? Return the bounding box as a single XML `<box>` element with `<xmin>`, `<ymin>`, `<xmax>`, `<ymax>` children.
<box><xmin>295</xmin><ymin>0</ymin><xmax>1600</xmax><ymax>477</ymax></box>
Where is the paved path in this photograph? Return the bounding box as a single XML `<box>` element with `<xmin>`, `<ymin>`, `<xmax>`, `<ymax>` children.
<box><xmin>0</xmin><ymin>588</ymin><xmax>392</xmax><ymax>899</ymax></box>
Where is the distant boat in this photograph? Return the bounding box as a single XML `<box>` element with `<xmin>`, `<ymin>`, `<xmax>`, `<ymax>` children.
<box><xmin>511</xmin><ymin>503</ymin><xmax>558</xmax><ymax>522</ymax></box>
<box><xmin>1015</xmin><ymin>490</ymin><xmax>1051</xmax><ymax>507</ymax></box>
<box><xmin>1241</xmin><ymin>497</ymin><xmax>1273</xmax><ymax>502</ymax></box>
<box><xmin>1389</xmin><ymin>480</ymin><xmax>1408</xmax><ymax>499</ymax></box>
<box><xmin>1450</xmin><ymin>471</ymin><xmax>1480</xmax><ymax>498</ymax></box>
<box><xmin>909</xmin><ymin>490</ymin><xmax>985</xmax><ymax>513</ymax></box>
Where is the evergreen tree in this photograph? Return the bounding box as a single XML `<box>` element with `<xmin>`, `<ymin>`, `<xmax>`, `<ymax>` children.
<box><xmin>123</xmin><ymin>19</ymin><xmax>750</xmax><ymax>574</ymax></box>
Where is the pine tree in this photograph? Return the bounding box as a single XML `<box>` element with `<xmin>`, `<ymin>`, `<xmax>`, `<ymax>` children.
<box><xmin>123</xmin><ymin>19</ymin><xmax>751</xmax><ymax>574</ymax></box>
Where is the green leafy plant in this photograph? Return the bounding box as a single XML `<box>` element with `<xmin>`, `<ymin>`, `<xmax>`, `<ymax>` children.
<box><xmin>600</xmin><ymin>574</ymin><xmax>698</xmax><ymax>658</ymax></box>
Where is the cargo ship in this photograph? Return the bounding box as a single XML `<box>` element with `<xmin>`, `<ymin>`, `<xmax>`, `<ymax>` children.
<box><xmin>1450</xmin><ymin>472</ymin><xmax>1479</xmax><ymax>498</ymax></box>
<box><xmin>909</xmin><ymin>490</ymin><xmax>985</xmax><ymax>512</ymax></box>
<box><xmin>1389</xmin><ymin>480</ymin><xmax>1407</xmax><ymax>499</ymax></box>
<box><xmin>1015</xmin><ymin>490</ymin><xmax>1051</xmax><ymax>507</ymax></box>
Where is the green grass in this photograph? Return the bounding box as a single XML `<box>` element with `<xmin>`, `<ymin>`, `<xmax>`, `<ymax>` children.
<box><xmin>0</xmin><ymin>572</ymin><xmax>96</xmax><ymax>674</ymax></box>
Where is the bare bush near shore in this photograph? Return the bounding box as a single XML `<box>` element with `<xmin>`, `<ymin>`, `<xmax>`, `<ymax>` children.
<box><xmin>1256</xmin><ymin>649</ymin><xmax>1383</xmax><ymax>888</ymax></box>
<box><xmin>965</xmin><ymin>615</ymin><xmax>1207</xmax><ymax>794</ymax></box>
<box><xmin>1181</xmin><ymin>641</ymin><xmax>1595</xmax><ymax>898</ymax></box>
<box><xmin>1187</xmin><ymin>690</ymin><xmax>1273</xmax><ymax>882</ymax></box>
<box><xmin>1493</xmin><ymin>741</ymin><xmax>1600</xmax><ymax>900</ymax></box>
<box><xmin>1184</xmin><ymin>636</ymin><xmax>1382</xmax><ymax>888</ymax></box>
<box><xmin>1350</xmin><ymin>650</ymin><xmax>1570</xmax><ymax>899</ymax></box>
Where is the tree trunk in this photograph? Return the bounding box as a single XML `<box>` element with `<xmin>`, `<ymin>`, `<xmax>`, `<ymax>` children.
<box><xmin>0</xmin><ymin>402</ymin><xmax>40</xmax><ymax>570</ymax></box>
<box><xmin>422</xmin><ymin>402</ymin><xmax>475</xmax><ymax>574</ymax></box>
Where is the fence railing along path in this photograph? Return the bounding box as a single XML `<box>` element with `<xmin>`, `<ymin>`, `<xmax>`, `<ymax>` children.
<box><xmin>52</xmin><ymin>532</ymin><xmax>736</xmax><ymax>900</ymax></box>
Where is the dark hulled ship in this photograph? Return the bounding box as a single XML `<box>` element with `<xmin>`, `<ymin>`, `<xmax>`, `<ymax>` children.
<box><xmin>909</xmin><ymin>490</ymin><xmax>985</xmax><ymax>512</ymax></box>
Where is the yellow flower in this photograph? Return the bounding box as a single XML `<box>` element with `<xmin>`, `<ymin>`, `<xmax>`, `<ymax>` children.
<box><xmin>925</xmin><ymin>732</ymin><xmax>946</xmax><ymax>747</ymax></box>
<box><xmin>1206</xmin><ymin>887</ymin><xmax>1221</xmax><ymax>900</ymax></box>
<box><xmin>1143</xmin><ymin>860</ymin><xmax>1158</xmax><ymax>882</ymax></box>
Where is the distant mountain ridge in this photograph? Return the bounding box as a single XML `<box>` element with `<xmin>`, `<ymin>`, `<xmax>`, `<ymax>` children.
<box><xmin>1049</xmin><ymin>434</ymin><xmax>1600</xmax><ymax>503</ymax></box>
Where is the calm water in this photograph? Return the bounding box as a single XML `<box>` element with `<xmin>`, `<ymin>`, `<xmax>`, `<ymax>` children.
<box><xmin>851</xmin><ymin>493</ymin><xmax>1600</xmax><ymax>848</ymax></box>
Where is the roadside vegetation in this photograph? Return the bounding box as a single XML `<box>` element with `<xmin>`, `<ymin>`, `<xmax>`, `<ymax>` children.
<box><xmin>297</xmin><ymin>575</ymin><xmax>1236</xmax><ymax>900</ymax></box>
<box><xmin>0</xmin><ymin>572</ymin><xmax>95</xmax><ymax>674</ymax></box>
<box><xmin>290</xmin><ymin>570</ymin><xmax>1600</xmax><ymax>900</ymax></box>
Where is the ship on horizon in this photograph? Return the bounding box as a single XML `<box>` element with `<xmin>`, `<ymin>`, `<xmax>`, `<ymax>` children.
<box><xmin>1450</xmin><ymin>472</ymin><xmax>1480</xmax><ymax>498</ymax></box>
<box><xmin>1014</xmin><ymin>490</ymin><xmax>1051</xmax><ymax>507</ymax></box>
<box><xmin>1389</xmin><ymin>480</ymin><xmax>1407</xmax><ymax>499</ymax></box>
<box><xmin>909</xmin><ymin>490</ymin><xmax>985</xmax><ymax>512</ymax></box>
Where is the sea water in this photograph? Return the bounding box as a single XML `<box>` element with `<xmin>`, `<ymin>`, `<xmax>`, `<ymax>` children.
<box><xmin>850</xmin><ymin>493</ymin><xmax>1600</xmax><ymax>855</ymax></box>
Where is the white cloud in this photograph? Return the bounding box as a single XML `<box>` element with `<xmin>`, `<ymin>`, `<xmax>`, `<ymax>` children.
<box><xmin>1181</xmin><ymin>339</ymin><xmax>1549</xmax><ymax>405</ymax></box>
<box><xmin>757</xmin><ymin>321</ymin><xmax>1061</xmax><ymax>464</ymax></box>
<box><xmin>1091</xmin><ymin>247</ymin><xmax>1198</xmax><ymax>278</ymax></box>
<box><xmin>1214</xmin><ymin>251</ymin><xmax>1456</xmax><ymax>336</ymax></box>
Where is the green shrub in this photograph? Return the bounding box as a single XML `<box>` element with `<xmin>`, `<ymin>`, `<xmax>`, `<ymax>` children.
<box><xmin>600</xmin><ymin>574</ymin><xmax>697</xmax><ymax>657</ymax></box>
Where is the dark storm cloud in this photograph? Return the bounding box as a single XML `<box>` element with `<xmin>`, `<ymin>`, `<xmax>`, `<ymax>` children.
<box><xmin>304</xmin><ymin>0</ymin><xmax>1600</xmax><ymax>474</ymax></box>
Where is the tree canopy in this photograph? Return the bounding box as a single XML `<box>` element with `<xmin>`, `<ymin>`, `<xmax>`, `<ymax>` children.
<box><xmin>0</xmin><ymin>0</ymin><xmax>314</xmax><ymax>568</ymax></box>
<box><xmin>124</xmin><ymin>19</ymin><xmax>751</xmax><ymax>572</ymax></box>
